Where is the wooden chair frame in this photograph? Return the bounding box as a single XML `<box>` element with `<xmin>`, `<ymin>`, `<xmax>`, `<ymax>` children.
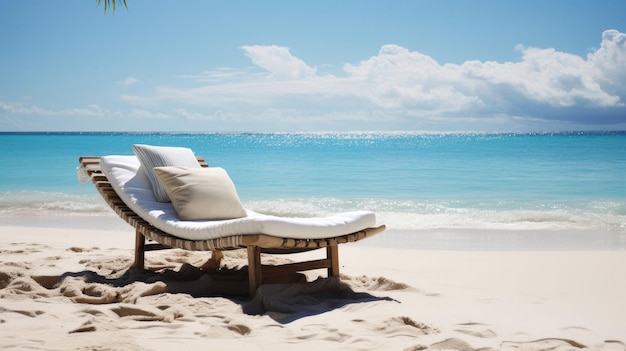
<box><xmin>79</xmin><ymin>156</ymin><xmax>385</xmax><ymax>296</ymax></box>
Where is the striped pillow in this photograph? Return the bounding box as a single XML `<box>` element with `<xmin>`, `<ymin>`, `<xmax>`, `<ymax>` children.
<box><xmin>132</xmin><ymin>144</ymin><xmax>201</xmax><ymax>202</ymax></box>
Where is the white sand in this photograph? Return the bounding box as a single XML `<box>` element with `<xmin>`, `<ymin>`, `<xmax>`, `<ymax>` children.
<box><xmin>1</xmin><ymin>224</ymin><xmax>625</xmax><ymax>351</ymax></box>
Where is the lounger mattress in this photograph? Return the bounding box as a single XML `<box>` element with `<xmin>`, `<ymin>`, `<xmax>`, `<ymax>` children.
<box><xmin>99</xmin><ymin>155</ymin><xmax>377</xmax><ymax>241</ymax></box>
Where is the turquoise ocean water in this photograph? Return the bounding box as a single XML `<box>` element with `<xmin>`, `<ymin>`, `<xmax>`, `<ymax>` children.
<box><xmin>1</xmin><ymin>132</ymin><xmax>625</xmax><ymax>250</ymax></box>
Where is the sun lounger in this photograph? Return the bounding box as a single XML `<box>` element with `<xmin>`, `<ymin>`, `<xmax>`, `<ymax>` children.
<box><xmin>78</xmin><ymin>149</ymin><xmax>385</xmax><ymax>296</ymax></box>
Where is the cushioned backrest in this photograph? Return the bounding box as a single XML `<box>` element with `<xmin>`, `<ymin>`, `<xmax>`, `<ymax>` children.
<box><xmin>132</xmin><ymin>144</ymin><xmax>201</xmax><ymax>202</ymax></box>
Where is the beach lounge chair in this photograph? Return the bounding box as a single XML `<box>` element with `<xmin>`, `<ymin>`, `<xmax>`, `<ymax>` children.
<box><xmin>77</xmin><ymin>146</ymin><xmax>385</xmax><ymax>296</ymax></box>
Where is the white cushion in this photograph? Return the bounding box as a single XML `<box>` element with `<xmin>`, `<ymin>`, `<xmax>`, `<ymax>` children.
<box><xmin>99</xmin><ymin>155</ymin><xmax>377</xmax><ymax>241</ymax></box>
<box><xmin>154</xmin><ymin>166</ymin><xmax>247</xmax><ymax>220</ymax></box>
<box><xmin>132</xmin><ymin>144</ymin><xmax>201</xmax><ymax>202</ymax></box>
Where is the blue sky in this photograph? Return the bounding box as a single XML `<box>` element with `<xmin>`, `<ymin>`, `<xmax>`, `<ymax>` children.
<box><xmin>1</xmin><ymin>0</ymin><xmax>625</xmax><ymax>132</ymax></box>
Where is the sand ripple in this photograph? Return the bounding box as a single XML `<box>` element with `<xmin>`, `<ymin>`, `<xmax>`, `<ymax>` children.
<box><xmin>1</xmin><ymin>239</ymin><xmax>625</xmax><ymax>351</ymax></box>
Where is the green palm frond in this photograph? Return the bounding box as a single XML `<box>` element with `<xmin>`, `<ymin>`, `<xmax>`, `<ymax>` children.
<box><xmin>97</xmin><ymin>0</ymin><xmax>128</xmax><ymax>14</ymax></box>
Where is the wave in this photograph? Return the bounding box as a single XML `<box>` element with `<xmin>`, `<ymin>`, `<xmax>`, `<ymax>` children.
<box><xmin>0</xmin><ymin>191</ymin><xmax>110</xmax><ymax>215</ymax></box>
<box><xmin>2</xmin><ymin>191</ymin><xmax>625</xmax><ymax>232</ymax></box>
<box><xmin>246</xmin><ymin>198</ymin><xmax>626</xmax><ymax>232</ymax></box>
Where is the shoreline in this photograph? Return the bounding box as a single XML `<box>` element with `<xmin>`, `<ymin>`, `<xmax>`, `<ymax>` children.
<box><xmin>2</xmin><ymin>210</ymin><xmax>625</xmax><ymax>251</ymax></box>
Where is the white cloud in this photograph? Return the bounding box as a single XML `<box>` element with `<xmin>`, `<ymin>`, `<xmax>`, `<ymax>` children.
<box><xmin>587</xmin><ymin>29</ymin><xmax>626</xmax><ymax>93</ymax></box>
<box><xmin>171</xmin><ymin>108</ymin><xmax>217</xmax><ymax>121</ymax></box>
<box><xmin>4</xmin><ymin>31</ymin><xmax>625</xmax><ymax>131</ymax></box>
<box><xmin>129</xmin><ymin>109</ymin><xmax>171</xmax><ymax>120</ymax></box>
<box><xmin>343</xmin><ymin>45</ymin><xmax>484</xmax><ymax>112</ymax></box>
<box><xmin>116</xmin><ymin>77</ymin><xmax>139</xmax><ymax>86</ymax></box>
<box><xmin>344</xmin><ymin>36</ymin><xmax>624</xmax><ymax>113</ymax></box>
<box><xmin>0</xmin><ymin>101</ymin><xmax>49</xmax><ymax>114</ymax></box>
<box><xmin>120</xmin><ymin>31</ymin><xmax>625</xmax><ymax>129</ymax></box>
<box><xmin>177</xmin><ymin>68</ymin><xmax>261</xmax><ymax>83</ymax></box>
<box><xmin>240</xmin><ymin>45</ymin><xmax>317</xmax><ymax>80</ymax></box>
<box><xmin>0</xmin><ymin>101</ymin><xmax>109</xmax><ymax>117</ymax></box>
<box><xmin>461</xmin><ymin>45</ymin><xmax>621</xmax><ymax>107</ymax></box>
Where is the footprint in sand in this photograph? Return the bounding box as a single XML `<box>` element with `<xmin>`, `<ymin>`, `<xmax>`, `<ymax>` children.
<box><xmin>1</xmin><ymin>243</ymin><xmax>49</xmax><ymax>255</ymax></box>
<box><xmin>342</xmin><ymin>274</ymin><xmax>413</xmax><ymax>291</ymax></box>
<box><xmin>69</xmin><ymin>321</ymin><xmax>97</xmax><ymax>334</ymax></box>
<box><xmin>454</xmin><ymin>322</ymin><xmax>497</xmax><ymax>338</ymax></box>
<box><xmin>226</xmin><ymin>324</ymin><xmax>252</xmax><ymax>336</ymax></box>
<box><xmin>119</xmin><ymin>281</ymin><xmax>169</xmax><ymax>303</ymax></box>
<box><xmin>31</xmin><ymin>275</ymin><xmax>61</xmax><ymax>289</ymax></box>
<box><xmin>500</xmin><ymin>338</ymin><xmax>588</xmax><ymax>350</ymax></box>
<box><xmin>430</xmin><ymin>337</ymin><xmax>476</xmax><ymax>351</ymax></box>
<box><xmin>403</xmin><ymin>345</ymin><xmax>429</xmax><ymax>351</ymax></box>
<box><xmin>58</xmin><ymin>276</ymin><xmax>119</xmax><ymax>304</ymax></box>
<box><xmin>67</xmin><ymin>247</ymin><xmax>97</xmax><ymax>253</ymax></box>
<box><xmin>1</xmin><ymin>277</ymin><xmax>53</xmax><ymax>298</ymax></box>
<box><xmin>353</xmin><ymin>316</ymin><xmax>439</xmax><ymax>338</ymax></box>
<box><xmin>0</xmin><ymin>270</ymin><xmax>19</xmax><ymax>289</ymax></box>
<box><xmin>0</xmin><ymin>249</ymin><xmax>28</xmax><ymax>255</ymax></box>
<box><xmin>294</xmin><ymin>324</ymin><xmax>352</xmax><ymax>342</ymax></box>
<box><xmin>503</xmin><ymin>339</ymin><xmax>626</xmax><ymax>351</ymax></box>
<box><xmin>196</xmin><ymin>323</ymin><xmax>252</xmax><ymax>338</ymax></box>
<box><xmin>78</xmin><ymin>307</ymin><xmax>118</xmax><ymax>318</ymax></box>
<box><xmin>109</xmin><ymin>304</ymin><xmax>168</xmax><ymax>322</ymax></box>
<box><xmin>604</xmin><ymin>340</ymin><xmax>626</xmax><ymax>351</ymax></box>
<box><xmin>0</xmin><ymin>306</ymin><xmax>45</xmax><ymax>318</ymax></box>
<box><xmin>78</xmin><ymin>256</ymin><xmax>133</xmax><ymax>273</ymax></box>
<box><xmin>0</xmin><ymin>262</ymin><xmax>31</xmax><ymax>288</ymax></box>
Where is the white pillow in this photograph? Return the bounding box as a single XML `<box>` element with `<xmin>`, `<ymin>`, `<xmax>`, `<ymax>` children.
<box><xmin>132</xmin><ymin>144</ymin><xmax>201</xmax><ymax>202</ymax></box>
<box><xmin>153</xmin><ymin>166</ymin><xmax>247</xmax><ymax>221</ymax></box>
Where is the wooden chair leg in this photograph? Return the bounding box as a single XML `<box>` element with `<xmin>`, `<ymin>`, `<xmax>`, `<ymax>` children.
<box><xmin>327</xmin><ymin>245</ymin><xmax>339</xmax><ymax>277</ymax></box>
<box><xmin>134</xmin><ymin>229</ymin><xmax>145</xmax><ymax>270</ymax></box>
<box><xmin>247</xmin><ymin>246</ymin><xmax>262</xmax><ymax>296</ymax></box>
<box><xmin>200</xmin><ymin>250</ymin><xmax>224</xmax><ymax>271</ymax></box>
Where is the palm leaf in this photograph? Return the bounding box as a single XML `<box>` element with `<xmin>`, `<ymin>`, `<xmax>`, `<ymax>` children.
<box><xmin>97</xmin><ymin>0</ymin><xmax>128</xmax><ymax>14</ymax></box>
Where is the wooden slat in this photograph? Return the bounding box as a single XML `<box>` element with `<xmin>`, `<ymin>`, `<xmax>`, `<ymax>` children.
<box><xmin>261</xmin><ymin>258</ymin><xmax>332</xmax><ymax>278</ymax></box>
<box><xmin>144</xmin><ymin>243</ymin><xmax>172</xmax><ymax>251</ymax></box>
